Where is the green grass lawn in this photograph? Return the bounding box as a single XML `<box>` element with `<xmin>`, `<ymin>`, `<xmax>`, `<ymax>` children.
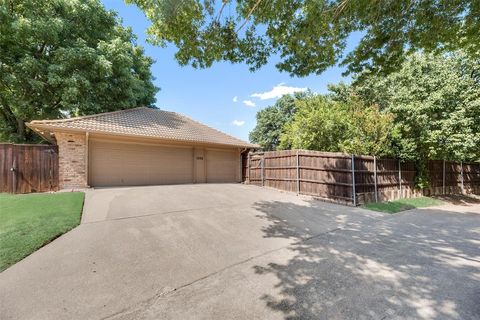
<box><xmin>362</xmin><ymin>196</ymin><xmax>445</xmax><ymax>214</ymax></box>
<box><xmin>0</xmin><ymin>192</ymin><xmax>84</xmax><ymax>272</ymax></box>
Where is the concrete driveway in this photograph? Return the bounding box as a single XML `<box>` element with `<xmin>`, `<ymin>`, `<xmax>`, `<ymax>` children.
<box><xmin>1</xmin><ymin>184</ymin><xmax>479</xmax><ymax>320</ymax></box>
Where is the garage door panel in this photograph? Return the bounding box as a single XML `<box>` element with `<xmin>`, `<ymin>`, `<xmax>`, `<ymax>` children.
<box><xmin>90</xmin><ymin>140</ymin><xmax>193</xmax><ymax>187</ymax></box>
<box><xmin>206</xmin><ymin>149</ymin><xmax>238</xmax><ymax>183</ymax></box>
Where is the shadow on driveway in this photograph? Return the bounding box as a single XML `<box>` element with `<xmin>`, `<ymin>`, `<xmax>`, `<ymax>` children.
<box><xmin>252</xmin><ymin>199</ymin><xmax>480</xmax><ymax>319</ymax></box>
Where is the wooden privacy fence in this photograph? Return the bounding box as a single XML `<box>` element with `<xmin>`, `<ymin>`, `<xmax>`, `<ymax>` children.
<box><xmin>242</xmin><ymin>150</ymin><xmax>480</xmax><ymax>206</ymax></box>
<box><xmin>0</xmin><ymin>144</ymin><xmax>59</xmax><ymax>194</ymax></box>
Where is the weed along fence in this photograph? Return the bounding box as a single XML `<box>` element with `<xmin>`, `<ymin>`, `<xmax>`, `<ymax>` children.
<box><xmin>243</xmin><ymin>150</ymin><xmax>480</xmax><ymax>206</ymax></box>
<box><xmin>0</xmin><ymin>144</ymin><xmax>59</xmax><ymax>193</ymax></box>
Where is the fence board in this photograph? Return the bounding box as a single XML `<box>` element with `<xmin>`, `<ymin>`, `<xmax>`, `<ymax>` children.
<box><xmin>0</xmin><ymin>144</ymin><xmax>59</xmax><ymax>194</ymax></box>
<box><xmin>243</xmin><ymin>149</ymin><xmax>480</xmax><ymax>206</ymax></box>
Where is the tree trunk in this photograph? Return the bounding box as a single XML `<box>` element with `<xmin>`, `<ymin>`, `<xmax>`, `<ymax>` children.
<box><xmin>16</xmin><ymin>118</ymin><xmax>26</xmax><ymax>142</ymax></box>
<box><xmin>0</xmin><ymin>101</ymin><xmax>22</xmax><ymax>142</ymax></box>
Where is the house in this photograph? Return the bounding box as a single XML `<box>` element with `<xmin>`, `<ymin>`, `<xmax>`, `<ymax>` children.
<box><xmin>27</xmin><ymin>107</ymin><xmax>257</xmax><ymax>189</ymax></box>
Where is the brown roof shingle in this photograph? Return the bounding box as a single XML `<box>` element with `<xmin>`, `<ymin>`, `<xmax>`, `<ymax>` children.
<box><xmin>28</xmin><ymin>107</ymin><xmax>258</xmax><ymax>148</ymax></box>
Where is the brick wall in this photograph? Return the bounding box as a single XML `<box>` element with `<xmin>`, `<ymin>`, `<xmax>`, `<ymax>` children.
<box><xmin>56</xmin><ymin>132</ymin><xmax>87</xmax><ymax>189</ymax></box>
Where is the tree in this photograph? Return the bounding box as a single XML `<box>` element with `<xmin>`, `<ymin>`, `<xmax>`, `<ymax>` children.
<box><xmin>279</xmin><ymin>95</ymin><xmax>394</xmax><ymax>155</ymax></box>
<box><xmin>0</xmin><ymin>0</ymin><xmax>158</xmax><ymax>142</ymax></box>
<box><xmin>128</xmin><ymin>0</ymin><xmax>479</xmax><ymax>76</ymax></box>
<box><xmin>331</xmin><ymin>52</ymin><xmax>480</xmax><ymax>187</ymax></box>
<box><xmin>249</xmin><ymin>92</ymin><xmax>308</xmax><ymax>150</ymax></box>
<box><xmin>349</xmin><ymin>52</ymin><xmax>480</xmax><ymax>163</ymax></box>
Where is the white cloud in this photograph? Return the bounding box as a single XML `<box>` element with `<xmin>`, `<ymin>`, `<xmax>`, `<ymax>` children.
<box><xmin>243</xmin><ymin>100</ymin><xmax>256</xmax><ymax>107</ymax></box>
<box><xmin>232</xmin><ymin>96</ymin><xmax>238</xmax><ymax>103</ymax></box>
<box><xmin>232</xmin><ymin>120</ymin><xmax>245</xmax><ymax>126</ymax></box>
<box><xmin>251</xmin><ymin>83</ymin><xmax>308</xmax><ymax>100</ymax></box>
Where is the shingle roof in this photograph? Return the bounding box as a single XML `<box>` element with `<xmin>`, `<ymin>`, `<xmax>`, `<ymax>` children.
<box><xmin>27</xmin><ymin>107</ymin><xmax>258</xmax><ymax>148</ymax></box>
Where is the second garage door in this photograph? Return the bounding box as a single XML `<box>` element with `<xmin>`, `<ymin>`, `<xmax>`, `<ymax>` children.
<box><xmin>206</xmin><ymin>149</ymin><xmax>238</xmax><ymax>183</ymax></box>
<box><xmin>89</xmin><ymin>139</ymin><xmax>194</xmax><ymax>187</ymax></box>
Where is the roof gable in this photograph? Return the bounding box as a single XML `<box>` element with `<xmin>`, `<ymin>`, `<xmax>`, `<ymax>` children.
<box><xmin>28</xmin><ymin>107</ymin><xmax>258</xmax><ymax>148</ymax></box>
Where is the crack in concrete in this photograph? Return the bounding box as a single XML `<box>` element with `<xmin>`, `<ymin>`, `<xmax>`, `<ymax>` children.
<box><xmin>101</xmin><ymin>226</ymin><xmax>346</xmax><ymax>319</ymax></box>
<box><xmin>81</xmin><ymin>203</ymin><xmax>253</xmax><ymax>225</ymax></box>
<box><xmin>97</xmin><ymin>198</ymin><xmax>453</xmax><ymax>319</ymax></box>
<box><xmin>101</xmin><ymin>206</ymin><xmax>480</xmax><ymax>319</ymax></box>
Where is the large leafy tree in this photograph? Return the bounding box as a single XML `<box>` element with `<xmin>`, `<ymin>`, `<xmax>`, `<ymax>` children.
<box><xmin>249</xmin><ymin>92</ymin><xmax>308</xmax><ymax>150</ymax></box>
<box><xmin>127</xmin><ymin>0</ymin><xmax>479</xmax><ymax>76</ymax></box>
<box><xmin>329</xmin><ymin>52</ymin><xmax>480</xmax><ymax>186</ymax></box>
<box><xmin>0</xmin><ymin>0</ymin><xmax>158</xmax><ymax>142</ymax></box>
<box><xmin>279</xmin><ymin>95</ymin><xmax>394</xmax><ymax>155</ymax></box>
<box><xmin>348</xmin><ymin>52</ymin><xmax>480</xmax><ymax>163</ymax></box>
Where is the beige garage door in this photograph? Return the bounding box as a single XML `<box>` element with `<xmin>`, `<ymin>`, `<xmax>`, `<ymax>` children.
<box><xmin>206</xmin><ymin>149</ymin><xmax>238</xmax><ymax>183</ymax></box>
<box><xmin>89</xmin><ymin>139</ymin><xmax>193</xmax><ymax>187</ymax></box>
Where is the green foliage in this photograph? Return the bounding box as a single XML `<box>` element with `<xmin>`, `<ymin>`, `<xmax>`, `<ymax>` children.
<box><xmin>249</xmin><ymin>92</ymin><xmax>309</xmax><ymax>150</ymax></box>
<box><xmin>0</xmin><ymin>192</ymin><xmax>84</xmax><ymax>271</ymax></box>
<box><xmin>349</xmin><ymin>52</ymin><xmax>480</xmax><ymax>163</ymax></box>
<box><xmin>279</xmin><ymin>95</ymin><xmax>394</xmax><ymax>156</ymax></box>
<box><xmin>128</xmin><ymin>0</ymin><xmax>479</xmax><ymax>76</ymax></box>
<box><xmin>0</xmin><ymin>0</ymin><xmax>158</xmax><ymax>142</ymax></box>
<box><xmin>341</xmin><ymin>100</ymin><xmax>395</xmax><ymax>156</ymax></box>
<box><xmin>279</xmin><ymin>96</ymin><xmax>348</xmax><ymax>151</ymax></box>
<box><xmin>326</xmin><ymin>52</ymin><xmax>480</xmax><ymax>186</ymax></box>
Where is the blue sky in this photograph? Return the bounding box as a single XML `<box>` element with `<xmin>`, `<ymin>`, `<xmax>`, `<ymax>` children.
<box><xmin>102</xmin><ymin>1</ymin><xmax>360</xmax><ymax>141</ymax></box>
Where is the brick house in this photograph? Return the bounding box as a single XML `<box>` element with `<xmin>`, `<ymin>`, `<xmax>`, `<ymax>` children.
<box><xmin>27</xmin><ymin>107</ymin><xmax>257</xmax><ymax>189</ymax></box>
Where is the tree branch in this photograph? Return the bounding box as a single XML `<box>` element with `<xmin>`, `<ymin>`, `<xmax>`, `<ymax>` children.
<box><xmin>51</xmin><ymin>100</ymin><xmax>62</xmax><ymax>110</ymax></box>
<box><xmin>34</xmin><ymin>43</ymin><xmax>47</xmax><ymax>59</ymax></box>
<box><xmin>216</xmin><ymin>1</ymin><xmax>228</xmax><ymax>23</ymax></box>
<box><xmin>0</xmin><ymin>78</ymin><xmax>16</xmax><ymax>95</ymax></box>
<box><xmin>0</xmin><ymin>97</ymin><xmax>19</xmax><ymax>133</ymax></box>
<box><xmin>236</xmin><ymin>0</ymin><xmax>263</xmax><ymax>33</ymax></box>
<box><xmin>333</xmin><ymin>0</ymin><xmax>351</xmax><ymax>21</ymax></box>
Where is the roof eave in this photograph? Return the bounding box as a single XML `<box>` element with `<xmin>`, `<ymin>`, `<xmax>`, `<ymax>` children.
<box><xmin>26</xmin><ymin>122</ymin><xmax>56</xmax><ymax>144</ymax></box>
<box><xmin>27</xmin><ymin>123</ymin><xmax>258</xmax><ymax>149</ymax></box>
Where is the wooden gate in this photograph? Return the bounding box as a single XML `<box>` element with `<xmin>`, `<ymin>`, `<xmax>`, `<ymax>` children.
<box><xmin>0</xmin><ymin>144</ymin><xmax>59</xmax><ymax>193</ymax></box>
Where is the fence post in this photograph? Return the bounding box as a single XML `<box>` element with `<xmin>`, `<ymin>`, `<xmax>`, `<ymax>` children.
<box><xmin>261</xmin><ymin>154</ymin><xmax>265</xmax><ymax>187</ymax></box>
<box><xmin>247</xmin><ymin>152</ymin><xmax>251</xmax><ymax>184</ymax></box>
<box><xmin>398</xmin><ymin>159</ymin><xmax>402</xmax><ymax>199</ymax></box>
<box><xmin>48</xmin><ymin>149</ymin><xmax>53</xmax><ymax>191</ymax></box>
<box><xmin>11</xmin><ymin>156</ymin><xmax>17</xmax><ymax>194</ymax></box>
<box><xmin>460</xmin><ymin>161</ymin><xmax>464</xmax><ymax>194</ymax></box>
<box><xmin>296</xmin><ymin>150</ymin><xmax>300</xmax><ymax>195</ymax></box>
<box><xmin>351</xmin><ymin>154</ymin><xmax>356</xmax><ymax>206</ymax></box>
<box><xmin>443</xmin><ymin>159</ymin><xmax>446</xmax><ymax>194</ymax></box>
<box><xmin>374</xmin><ymin>156</ymin><xmax>378</xmax><ymax>203</ymax></box>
